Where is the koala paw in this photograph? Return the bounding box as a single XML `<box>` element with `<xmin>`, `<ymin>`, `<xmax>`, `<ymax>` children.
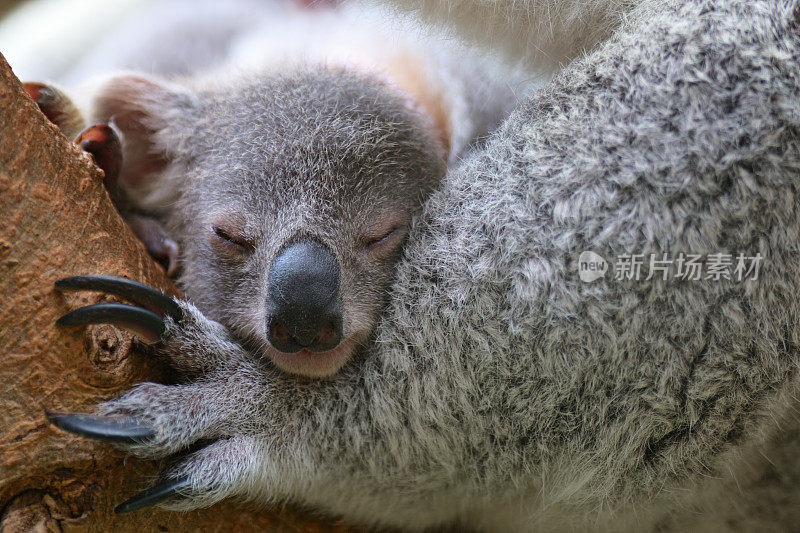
<box><xmin>112</xmin><ymin>436</ymin><xmax>264</xmax><ymax>513</ymax></box>
<box><xmin>73</xmin><ymin>123</ymin><xmax>123</xmax><ymax>191</ymax></box>
<box><xmin>48</xmin><ymin>381</ymin><xmax>216</xmax><ymax>458</ymax></box>
<box><xmin>23</xmin><ymin>81</ymin><xmax>85</xmax><ymax>138</ymax></box>
<box><xmin>49</xmin><ymin>275</ymin><xmax>261</xmax><ymax>511</ymax></box>
<box><xmin>24</xmin><ymin>82</ymin><xmax>122</xmax><ymax>188</ymax></box>
<box><xmin>55</xmin><ymin>274</ymin><xmax>182</xmax><ymax>340</ymax></box>
<box><xmin>48</xmin><ymin>402</ymin><xmax>261</xmax><ymax>513</ymax></box>
<box><xmin>26</xmin><ymin>84</ymin><xmax>180</xmax><ymax>276</ymax></box>
<box><xmin>47</xmin><ymin>405</ymin><xmax>263</xmax><ymax>513</ymax></box>
<box><xmin>54</xmin><ymin>275</ymin><xmax>243</xmax><ymax>374</ymax></box>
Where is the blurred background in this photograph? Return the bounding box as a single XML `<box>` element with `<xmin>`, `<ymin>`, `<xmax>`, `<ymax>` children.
<box><xmin>0</xmin><ymin>0</ymin><xmax>158</xmax><ymax>81</ymax></box>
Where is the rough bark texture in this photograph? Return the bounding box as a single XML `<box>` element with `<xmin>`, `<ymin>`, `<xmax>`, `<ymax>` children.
<box><xmin>0</xmin><ymin>53</ymin><xmax>355</xmax><ymax>532</ymax></box>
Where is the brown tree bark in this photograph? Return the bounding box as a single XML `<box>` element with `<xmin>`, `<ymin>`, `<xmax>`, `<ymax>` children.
<box><xmin>0</xmin><ymin>53</ymin><xmax>356</xmax><ymax>532</ymax></box>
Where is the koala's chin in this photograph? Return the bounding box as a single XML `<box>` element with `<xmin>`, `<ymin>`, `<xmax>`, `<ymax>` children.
<box><xmin>266</xmin><ymin>334</ymin><xmax>364</xmax><ymax>378</ymax></box>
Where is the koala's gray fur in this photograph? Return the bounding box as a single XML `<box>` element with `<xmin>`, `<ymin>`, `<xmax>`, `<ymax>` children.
<box><xmin>23</xmin><ymin>0</ymin><xmax>533</xmax><ymax>376</ymax></box>
<box><xmin>134</xmin><ymin>68</ymin><xmax>446</xmax><ymax>377</ymax></box>
<box><xmin>367</xmin><ymin>0</ymin><xmax>800</xmax><ymax>529</ymax></box>
<box><xmin>10</xmin><ymin>0</ymin><xmax>800</xmax><ymax>529</ymax></box>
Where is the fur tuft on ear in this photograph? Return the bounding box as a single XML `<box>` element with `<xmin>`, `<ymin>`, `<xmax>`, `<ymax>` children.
<box><xmin>379</xmin><ymin>54</ymin><xmax>452</xmax><ymax>164</ymax></box>
<box><xmin>89</xmin><ymin>74</ymin><xmax>198</xmax><ymax>210</ymax></box>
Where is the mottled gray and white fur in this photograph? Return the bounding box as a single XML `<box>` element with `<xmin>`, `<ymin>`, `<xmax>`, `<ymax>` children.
<box><xmin>8</xmin><ymin>0</ymin><xmax>800</xmax><ymax>529</ymax></box>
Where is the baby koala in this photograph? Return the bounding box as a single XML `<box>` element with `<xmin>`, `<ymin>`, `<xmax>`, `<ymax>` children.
<box><xmin>93</xmin><ymin>67</ymin><xmax>445</xmax><ymax>378</ymax></box>
<box><xmin>30</xmin><ymin>0</ymin><xmax>528</xmax><ymax>378</ymax></box>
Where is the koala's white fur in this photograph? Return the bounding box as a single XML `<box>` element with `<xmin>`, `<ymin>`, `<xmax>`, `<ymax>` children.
<box><xmin>378</xmin><ymin>0</ymin><xmax>665</xmax><ymax>69</ymax></box>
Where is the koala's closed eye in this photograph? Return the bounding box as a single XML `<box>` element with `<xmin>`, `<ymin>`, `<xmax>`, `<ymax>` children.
<box><xmin>210</xmin><ymin>225</ymin><xmax>255</xmax><ymax>256</ymax></box>
<box><xmin>362</xmin><ymin>225</ymin><xmax>409</xmax><ymax>257</ymax></box>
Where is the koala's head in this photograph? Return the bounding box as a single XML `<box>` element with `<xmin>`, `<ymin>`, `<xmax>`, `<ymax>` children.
<box><xmin>92</xmin><ymin>68</ymin><xmax>446</xmax><ymax>377</ymax></box>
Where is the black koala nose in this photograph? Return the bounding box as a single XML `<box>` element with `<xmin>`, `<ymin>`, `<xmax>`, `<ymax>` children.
<box><xmin>266</xmin><ymin>240</ymin><xmax>343</xmax><ymax>353</ymax></box>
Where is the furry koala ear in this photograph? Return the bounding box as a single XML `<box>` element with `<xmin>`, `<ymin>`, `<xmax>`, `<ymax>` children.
<box><xmin>379</xmin><ymin>58</ymin><xmax>452</xmax><ymax>165</ymax></box>
<box><xmin>90</xmin><ymin>74</ymin><xmax>197</xmax><ymax>208</ymax></box>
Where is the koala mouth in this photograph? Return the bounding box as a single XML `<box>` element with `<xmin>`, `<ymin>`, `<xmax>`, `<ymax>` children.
<box><xmin>267</xmin><ymin>334</ymin><xmax>361</xmax><ymax>378</ymax></box>
<box><xmin>263</xmin><ymin>239</ymin><xmax>355</xmax><ymax>377</ymax></box>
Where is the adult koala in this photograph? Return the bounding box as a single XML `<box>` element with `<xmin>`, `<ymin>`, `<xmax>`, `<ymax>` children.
<box><xmin>372</xmin><ymin>0</ymin><xmax>800</xmax><ymax>530</ymax></box>
<box><xmin>25</xmin><ymin>0</ymin><xmax>800</xmax><ymax>530</ymax></box>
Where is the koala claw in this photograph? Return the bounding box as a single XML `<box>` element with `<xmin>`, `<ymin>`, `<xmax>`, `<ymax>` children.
<box><xmin>114</xmin><ymin>475</ymin><xmax>192</xmax><ymax>514</ymax></box>
<box><xmin>73</xmin><ymin>124</ymin><xmax>123</xmax><ymax>192</ymax></box>
<box><xmin>57</xmin><ymin>302</ymin><xmax>166</xmax><ymax>343</ymax></box>
<box><xmin>22</xmin><ymin>81</ymin><xmax>85</xmax><ymax>139</ymax></box>
<box><xmin>46</xmin><ymin>411</ymin><xmax>155</xmax><ymax>444</ymax></box>
<box><xmin>55</xmin><ymin>275</ymin><xmax>183</xmax><ymax>342</ymax></box>
<box><xmin>55</xmin><ymin>275</ymin><xmax>183</xmax><ymax>320</ymax></box>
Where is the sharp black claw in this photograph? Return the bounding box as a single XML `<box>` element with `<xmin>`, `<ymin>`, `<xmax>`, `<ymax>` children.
<box><xmin>46</xmin><ymin>411</ymin><xmax>155</xmax><ymax>444</ymax></box>
<box><xmin>114</xmin><ymin>476</ymin><xmax>192</xmax><ymax>514</ymax></box>
<box><xmin>57</xmin><ymin>302</ymin><xmax>165</xmax><ymax>342</ymax></box>
<box><xmin>55</xmin><ymin>275</ymin><xmax>182</xmax><ymax>321</ymax></box>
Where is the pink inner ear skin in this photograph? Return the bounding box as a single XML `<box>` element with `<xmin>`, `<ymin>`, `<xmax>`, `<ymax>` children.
<box><xmin>94</xmin><ymin>75</ymin><xmax>172</xmax><ymax>131</ymax></box>
<box><xmin>93</xmin><ymin>74</ymin><xmax>178</xmax><ymax>191</ymax></box>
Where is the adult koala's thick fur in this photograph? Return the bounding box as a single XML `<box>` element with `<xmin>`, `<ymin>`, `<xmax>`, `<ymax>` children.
<box><xmin>28</xmin><ymin>0</ymin><xmax>800</xmax><ymax>530</ymax></box>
